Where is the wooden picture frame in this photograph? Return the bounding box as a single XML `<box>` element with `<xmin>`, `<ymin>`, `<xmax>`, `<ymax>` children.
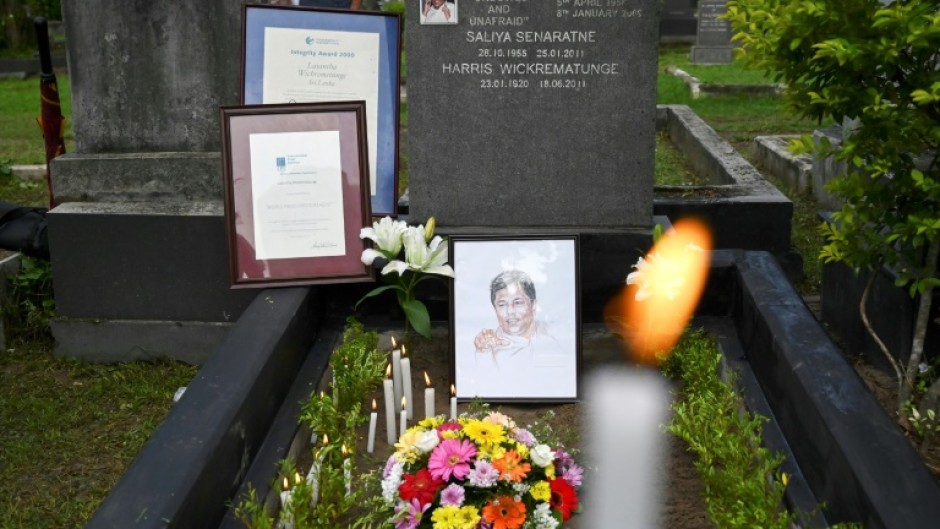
<box><xmin>449</xmin><ymin>235</ymin><xmax>581</xmax><ymax>402</ymax></box>
<box><xmin>241</xmin><ymin>3</ymin><xmax>402</xmax><ymax>216</ymax></box>
<box><xmin>219</xmin><ymin>101</ymin><xmax>374</xmax><ymax>288</ymax></box>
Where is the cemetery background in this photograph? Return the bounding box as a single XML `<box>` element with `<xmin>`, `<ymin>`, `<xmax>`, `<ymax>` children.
<box><xmin>0</xmin><ymin>3</ymin><xmax>938</xmax><ymax>528</ymax></box>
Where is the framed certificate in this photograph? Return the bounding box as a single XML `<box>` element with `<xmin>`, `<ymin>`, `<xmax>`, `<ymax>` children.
<box><xmin>220</xmin><ymin>101</ymin><xmax>375</xmax><ymax>288</ymax></box>
<box><xmin>449</xmin><ymin>235</ymin><xmax>581</xmax><ymax>402</ymax></box>
<box><xmin>241</xmin><ymin>4</ymin><xmax>402</xmax><ymax>217</ymax></box>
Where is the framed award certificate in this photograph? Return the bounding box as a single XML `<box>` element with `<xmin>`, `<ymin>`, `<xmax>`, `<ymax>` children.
<box><xmin>241</xmin><ymin>4</ymin><xmax>402</xmax><ymax>217</ymax></box>
<box><xmin>220</xmin><ymin>101</ymin><xmax>375</xmax><ymax>288</ymax></box>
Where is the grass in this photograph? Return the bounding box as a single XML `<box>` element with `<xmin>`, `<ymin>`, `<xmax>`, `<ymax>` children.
<box><xmin>655</xmin><ymin>132</ymin><xmax>704</xmax><ymax>186</ymax></box>
<box><xmin>0</xmin><ymin>75</ymin><xmax>75</xmax><ymax>166</ymax></box>
<box><xmin>0</xmin><ymin>342</ymin><xmax>198</xmax><ymax>529</ymax></box>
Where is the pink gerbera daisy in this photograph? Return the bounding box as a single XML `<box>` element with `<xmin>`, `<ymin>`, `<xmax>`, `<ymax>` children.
<box><xmin>427</xmin><ymin>438</ymin><xmax>477</xmax><ymax>481</ymax></box>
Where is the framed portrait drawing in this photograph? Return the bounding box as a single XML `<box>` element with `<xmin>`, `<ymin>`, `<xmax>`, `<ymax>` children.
<box><xmin>241</xmin><ymin>4</ymin><xmax>402</xmax><ymax>216</ymax></box>
<box><xmin>449</xmin><ymin>235</ymin><xmax>581</xmax><ymax>402</ymax></box>
<box><xmin>219</xmin><ymin>101</ymin><xmax>375</xmax><ymax>288</ymax></box>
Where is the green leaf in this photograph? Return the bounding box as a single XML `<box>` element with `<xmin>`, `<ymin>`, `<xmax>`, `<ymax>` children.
<box><xmin>354</xmin><ymin>284</ymin><xmax>403</xmax><ymax>309</ymax></box>
<box><xmin>401</xmin><ymin>299</ymin><xmax>432</xmax><ymax>338</ymax></box>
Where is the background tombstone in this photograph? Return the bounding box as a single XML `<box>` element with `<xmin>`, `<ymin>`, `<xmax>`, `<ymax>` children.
<box><xmin>47</xmin><ymin>1</ymin><xmax>255</xmax><ymax>362</ymax></box>
<box><xmin>660</xmin><ymin>0</ymin><xmax>698</xmax><ymax>42</ymax></box>
<box><xmin>406</xmin><ymin>0</ymin><xmax>660</xmax><ymax>316</ymax></box>
<box><xmin>691</xmin><ymin>0</ymin><xmax>733</xmax><ymax>64</ymax></box>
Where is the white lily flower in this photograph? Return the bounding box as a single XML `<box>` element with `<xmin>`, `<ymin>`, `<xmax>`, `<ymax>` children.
<box><xmin>360</xmin><ymin>216</ymin><xmax>407</xmax><ymax>259</ymax></box>
<box><xmin>381</xmin><ymin>227</ymin><xmax>455</xmax><ymax>278</ymax></box>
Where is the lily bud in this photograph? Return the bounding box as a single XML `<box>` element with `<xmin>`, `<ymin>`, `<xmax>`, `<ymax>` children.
<box><xmin>424</xmin><ymin>217</ymin><xmax>436</xmax><ymax>242</ymax></box>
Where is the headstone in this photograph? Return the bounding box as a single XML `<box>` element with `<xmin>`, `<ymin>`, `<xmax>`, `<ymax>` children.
<box><xmin>660</xmin><ymin>0</ymin><xmax>697</xmax><ymax>42</ymax></box>
<box><xmin>406</xmin><ymin>0</ymin><xmax>659</xmax><ymax>230</ymax></box>
<box><xmin>49</xmin><ymin>1</ymin><xmax>256</xmax><ymax>362</ymax></box>
<box><xmin>691</xmin><ymin>0</ymin><xmax>733</xmax><ymax>64</ymax></box>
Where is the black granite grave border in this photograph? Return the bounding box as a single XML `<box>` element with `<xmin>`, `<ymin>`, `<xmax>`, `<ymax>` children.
<box><xmin>84</xmin><ymin>251</ymin><xmax>940</xmax><ymax>529</ymax></box>
<box><xmin>725</xmin><ymin>250</ymin><xmax>940</xmax><ymax>528</ymax></box>
<box><xmin>85</xmin><ymin>286</ymin><xmax>322</xmax><ymax>529</ymax></box>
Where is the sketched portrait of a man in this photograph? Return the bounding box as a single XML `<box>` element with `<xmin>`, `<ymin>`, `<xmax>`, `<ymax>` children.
<box><xmin>451</xmin><ymin>237</ymin><xmax>579</xmax><ymax>401</ymax></box>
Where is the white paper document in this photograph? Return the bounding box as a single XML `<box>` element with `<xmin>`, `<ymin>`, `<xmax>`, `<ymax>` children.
<box><xmin>263</xmin><ymin>27</ymin><xmax>380</xmax><ymax>194</ymax></box>
<box><xmin>249</xmin><ymin>130</ymin><xmax>346</xmax><ymax>260</ymax></box>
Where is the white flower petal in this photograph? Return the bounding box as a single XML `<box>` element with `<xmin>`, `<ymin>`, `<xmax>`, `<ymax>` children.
<box><xmin>381</xmin><ymin>260</ymin><xmax>410</xmax><ymax>276</ymax></box>
<box><xmin>360</xmin><ymin>248</ymin><xmax>384</xmax><ymax>266</ymax></box>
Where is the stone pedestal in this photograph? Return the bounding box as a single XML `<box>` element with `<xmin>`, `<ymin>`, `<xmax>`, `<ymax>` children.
<box><xmin>52</xmin><ymin>1</ymin><xmax>246</xmax><ymax>362</ymax></box>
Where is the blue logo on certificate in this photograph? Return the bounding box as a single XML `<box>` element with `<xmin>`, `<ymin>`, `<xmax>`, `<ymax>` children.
<box><xmin>276</xmin><ymin>157</ymin><xmax>286</xmax><ymax>173</ymax></box>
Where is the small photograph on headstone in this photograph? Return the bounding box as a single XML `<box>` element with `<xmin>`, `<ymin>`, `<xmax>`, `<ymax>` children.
<box><xmin>420</xmin><ymin>0</ymin><xmax>458</xmax><ymax>25</ymax></box>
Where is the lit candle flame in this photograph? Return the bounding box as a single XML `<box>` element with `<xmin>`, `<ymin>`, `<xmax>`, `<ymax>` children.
<box><xmin>319</xmin><ymin>391</ymin><xmax>325</xmax><ymax>399</ymax></box>
<box><xmin>385</xmin><ymin>363</ymin><xmax>392</xmax><ymax>378</ymax></box>
<box><xmin>401</xmin><ymin>396</ymin><xmax>407</xmax><ymax>410</ymax></box>
<box><xmin>341</xmin><ymin>444</ymin><xmax>348</xmax><ymax>456</ymax></box>
<box><xmin>391</xmin><ymin>336</ymin><xmax>398</xmax><ymax>348</ymax></box>
<box><xmin>605</xmin><ymin>218</ymin><xmax>712</xmax><ymax>364</ymax></box>
<box><xmin>294</xmin><ymin>472</ymin><xmax>302</xmax><ymax>485</ymax></box>
<box><xmin>323</xmin><ymin>433</ymin><xmax>329</xmax><ymax>446</ymax></box>
<box><xmin>450</xmin><ymin>384</ymin><xmax>455</xmax><ymax>397</ymax></box>
<box><xmin>372</xmin><ymin>398</ymin><xmax>377</xmax><ymax>411</ymax></box>
<box><xmin>283</xmin><ymin>477</ymin><xmax>289</xmax><ymax>490</ymax></box>
<box><xmin>402</xmin><ymin>344</ymin><xmax>407</xmax><ymax>357</ymax></box>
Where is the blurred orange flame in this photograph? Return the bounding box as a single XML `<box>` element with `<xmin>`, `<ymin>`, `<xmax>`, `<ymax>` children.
<box><xmin>604</xmin><ymin>218</ymin><xmax>712</xmax><ymax>364</ymax></box>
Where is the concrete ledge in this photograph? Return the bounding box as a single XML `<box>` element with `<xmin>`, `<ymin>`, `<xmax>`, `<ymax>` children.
<box><xmin>48</xmin><ymin>201</ymin><xmax>256</xmax><ymax>323</ymax></box>
<box><xmin>10</xmin><ymin>165</ymin><xmax>47</xmax><ymax>181</ymax></box>
<box><xmin>654</xmin><ymin>105</ymin><xmax>794</xmax><ymax>258</ymax></box>
<box><xmin>753</xmin><ymin>135</ymin><xmax>813</xmax><ymax>194</ymax></box>
<box><xmin>50</xmin><ymin>318</ymin><xmax>234</xmax><ymax>364</ymax></box>
<box><xmin>51</xmin><ymin>152</ymin><xmax>223</xmax><ymax>203</ymax></box>
<box><xmin>85</xmin><ymin>286</ymin><xmax>324</xmax><ymax>529</ymax></box>
<box><xmin>665</xmin><ymin>65</ymin><xmax>783</xmax><ymax>99</ymax></box>
<box><xmin>0</xmin><ymin>253</ymin><xmax>23</xmax><ymax>350</ymax></box>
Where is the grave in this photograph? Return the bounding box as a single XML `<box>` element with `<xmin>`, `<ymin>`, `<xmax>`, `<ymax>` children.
<box><xmin>54</xmin><ymin>2</ymin><xmax>940</xmax><ymax>529</ymax></box>
<box><xmin>47</xmin><ymin>1</ymin><xmax>256</xmax><ymax>363</ymax></box>
<box><xmin>691</xmin><ymin>0</ymin><xmax>734</xmax><ymax>64</ymax></box>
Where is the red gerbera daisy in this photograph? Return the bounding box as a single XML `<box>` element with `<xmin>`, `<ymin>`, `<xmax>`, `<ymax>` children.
<box><xmin>399</xmin><ymin>468</ymin><xmax>444</xmax><ymax>505</ymax></box>
<box><xmin>549</xmin><ymin>477</ymin><xmax>579</xmax><ymax>521</ymax></box>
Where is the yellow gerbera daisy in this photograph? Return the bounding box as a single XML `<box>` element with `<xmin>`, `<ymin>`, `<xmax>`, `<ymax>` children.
<box><xmin>514</xmin><ymin>442</ymin><xmax>529</xmax><ymax>459</ymax></box>
<box><xmin>463</xmin><ymin>419</ymin><xmax>506</xmax><ymax>445</ymax></box>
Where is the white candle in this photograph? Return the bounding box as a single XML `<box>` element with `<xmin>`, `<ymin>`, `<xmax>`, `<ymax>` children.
<box><xmin>400</xmin><ymin>396</ymin><xmax>407</xmax><ymax>438</ymax></box>
<box><xmin>401</xmin><ymin>351</ymin><xmax>414</xmax><ymax>420</ymax></box>
<box><xmin>367</xmin><ymin>399</ymin><xmax>378</xmax><ymax>453</ymax></box>
<box><xmin>450</xmin><ymin>384</ymin><xmax>458</xmax><ymax>420</ymax></box>
<box><xmin>280</xmin><ymin>477</ymin><xmax>294</xmax><ymax>529</ymax></box>
<box><xmin>392</xmin><ymin>347</ymin><xmax>403</xmax><ymax>407</ymax></box>
<box><xmin>307</xmin><ymin>437</ymin><xmax>326</xmax><ymax>505</ymax></box>
<box><xmin>424</xmin><ymin>371</ymin><xmax>435</xmax><ymax>419</ymax></box>
<box><xmin>585</xmin><ymin>369</ymin><xmax>668</xmax><ymax>529</ymax></box>
<box><xmin>341</xmin><ymin>444</ymin><xmax>352</xmax><ymax>497</ymax></box>
<box><xmin>383</xmin><ymin>366</ymin><xmax>396</xmax><ymax>445</ymax></box>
